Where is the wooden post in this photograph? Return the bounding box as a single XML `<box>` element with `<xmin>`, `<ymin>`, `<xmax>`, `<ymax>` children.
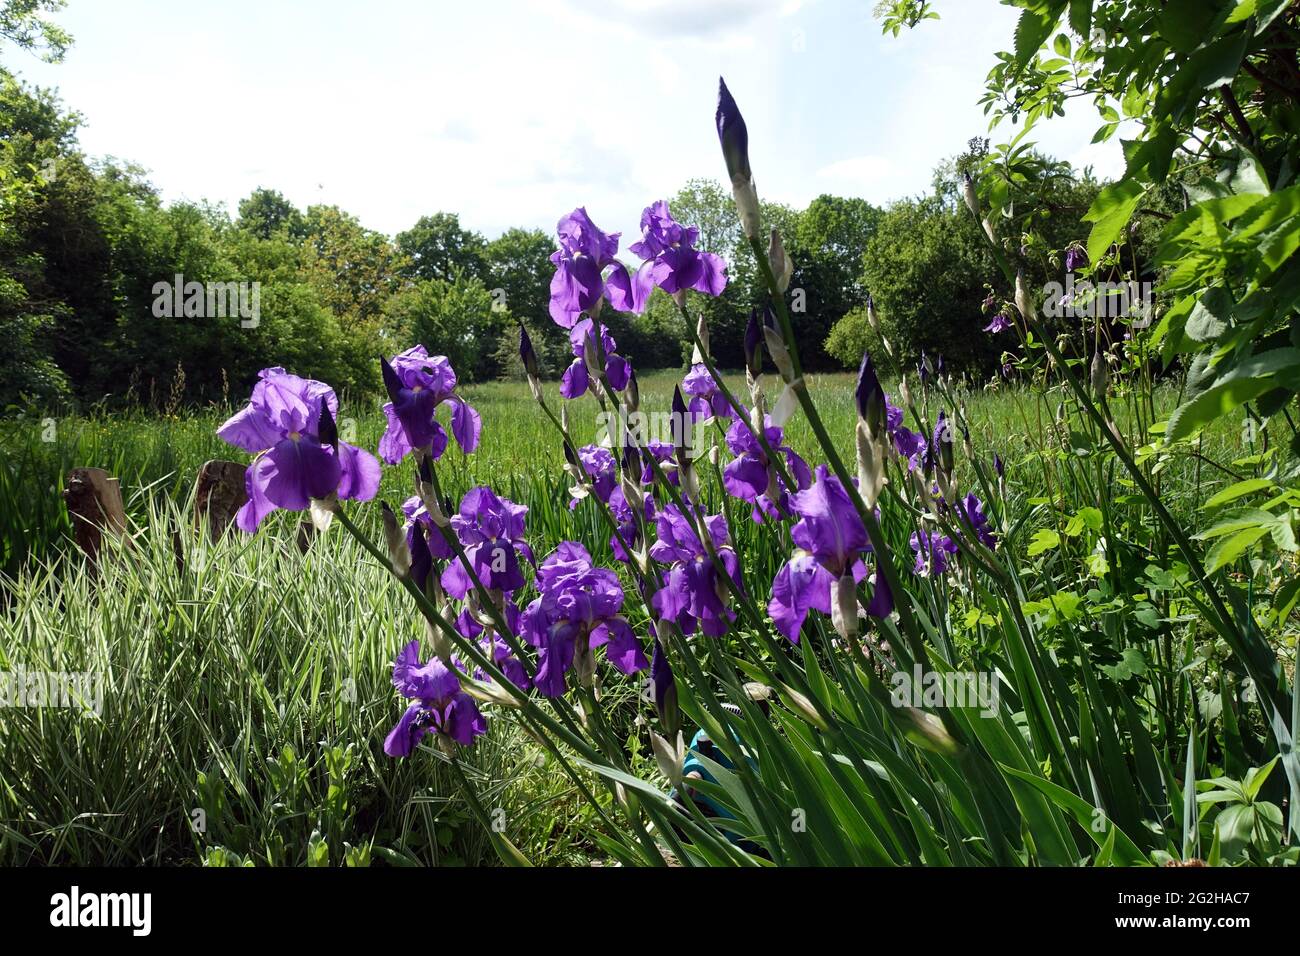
<box><xmin>192</xmin><ymin>460</ymin><xmax>249</xmax><ymax>540</ymax></box>
<box><xmin>63</xmin><ymin>468</ymin><xmax>127</xmax><ymax>568</ymax></box>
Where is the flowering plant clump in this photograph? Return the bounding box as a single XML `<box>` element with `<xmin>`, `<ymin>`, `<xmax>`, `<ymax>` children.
<box><xmin>213</xmin><ymin>70</ymin><xmax>1296</xmax><ymax>871</ymax></box>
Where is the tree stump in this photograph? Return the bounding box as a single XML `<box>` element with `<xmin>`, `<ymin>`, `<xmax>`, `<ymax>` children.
<box><xmin>296</xmin><ymin>518</ymin><xmax>316</xmax><ymax>554</ymax></box>
<box><xmin>192</xmin><ymin>460</ymin><xmax>248</xmax><ymax>540</ymax></box>
<box><xmin>63</xmin><ymin>468</ymin><xmax>127</xmax><ymax>568</ymax></box>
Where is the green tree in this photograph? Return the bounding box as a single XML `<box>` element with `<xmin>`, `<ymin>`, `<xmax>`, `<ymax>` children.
<box><xmin>300</xmin><ymin>204</ymin><xmax>405</xmax><ymax>328</ymax></box>
<box><xmin>237</xmin><ymin>187</ymin><xmax>306</xmax><ymax>241</ymax></box>
<box><xmin>396</xmin><ymin>212</ymin><xmax>487</xmax><ymax>283</ymax></box>
<box><xmin>0</xmin><ymin>0</ymin><xmax>71</xmax><ymax>64</ymax></box>
<box><xmin>383</xmin><ymin>274</ymin><xmax>508</xmax><ymax>382</ymax></box>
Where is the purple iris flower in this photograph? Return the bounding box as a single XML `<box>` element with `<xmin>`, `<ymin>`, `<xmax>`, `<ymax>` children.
<box><xmin>789</xmin><ymin>465</ymin><xmax>868</xmax><ymax>575</ymax></box>
<box><xmin>627</xmin><ymin>201</ymin><xmax>727</xmax><ymax>301</ymax></box>
<box><xmin>649</xmin><ymin>504</ymin><xmax>740</xmax><ymax>638</ymax></box>
<box><xmin>682</xmin><ymin>363</ymin><xmax>732</xmax><ymax>421</ymax></box>
<box><xmin>1065</xmin><ymin>245</ymin><xmax>1087</xmax><ymax>272</ymax></box>
<box><xmin>910</xmin><ymin>531</ymin><xmax>959</xmax><ymax>577</ymax></box>
<box><xmin>475</xmin><ymin>634</ymin><xmax>532</xmax><ymax>690</ymax></box>
<box><xmin>883</xmin><ymin>396</ymin><xmax>928</xmax><ymax>471</ymax></box>
<box><xmin>548</xmin><ymin>207</ymin><xmax>648</xmax><ymax>327</ymax></box>
<box><xmin>957</xmin><ymin>492</ymin><xmax>997</xmax><ymax>549</ymax></box>
<box><xmin>518</xmin><ymin>542</ymin><xmax>647</xmax><ymax>697</ymax></box>
<box><xmin>984</xmin><ymin>311</ymin><xmax>1013</xmax><ymax>334</ymax></box>
<box><xmin>767</xmin><ymin>465</ymin><xmax>882</xmax><ymax>642</ymax></box>
<box><xmin>993</xmin><ymin>453</ymin><xmax>1005</xmax><ymax>478</ymax></box>
<box><xmin>217</xmin><ymin>367</ymin><xmax>381</xmax><ymax>532</ymax></box>
<box><xmin>722</xmin><ymin>415</ymin><xmax>812</xmax><ymax>522</ymax></box>
<box><xmin>559</xmin><ymin>318</ymin><xmax>631</xmax><ymax>400</ymax></box>
<box><xmin>569</xmin><ymin>444</ymin><xmax>617</xmax><ymax>508</ymax></box>
<box><xmin>378</xmin><ymin>346</ymin><xmax>481</xmax><ymax>465</ymax></box>
<box><xmin>440</xmin><ymin>486</ymin><xmax>534</xmax><ymax>599</ymax></box>
<box><xmin>384</xmin><ymin>641</ymin><xmax>487</xmax><ymax>755</ymax></box>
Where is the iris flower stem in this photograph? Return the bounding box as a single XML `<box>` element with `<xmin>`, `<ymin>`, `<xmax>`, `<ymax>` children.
<box><xmin>532</xmin><ymin>381</ymin><xmax>771</xmax><ymax>863</ymax></box>
<box><xmin>675</xmin><ymin>299</ymin><xmax>798</xmax><ymax>493</ymax></box>
<box><xmin>418</xmin><ymin>457</ymin><xmax>534</xmax><ymax>669</ymax></box>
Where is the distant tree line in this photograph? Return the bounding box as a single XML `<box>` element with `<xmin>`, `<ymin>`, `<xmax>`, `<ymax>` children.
<box><xmin>1</xmin><ymin>4</ymin><xmax>1116</xmax><ymax>411</ymax></box>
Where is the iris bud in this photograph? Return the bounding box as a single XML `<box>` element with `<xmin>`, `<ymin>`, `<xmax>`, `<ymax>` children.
<box><xmin>961</xmin><ymin>172</ymin><xmax>980</xmax><ymax>219</ymax></box>
<box><xmin>855</xmin><ymin>350</ymin><xmax>886</xmax><ymax>440</ymax></box>
<box><xmin>381</xmin><ymin>501</ymin><xmax>410</xmax><ymax>579</ymax></box>
<box><xmin>1090</xmin><ymin>351</ymin><xmax>1109</xmax><ymax>399</ymax></box>
<box><xmin>762</xmin><ymin>310</ymin><xmax>795</xmax><ymax>382</ymax></box>
<box><xmin>768</xmin><ymin>227</ymin><xmax>793</xmax><ymax>293</ymax></box>
<box><xmin>1015</xmin><ymin>267</ymin><xmax>1034</xmax><ymax>324</ymax></box>
<box><xmin>716</xmin><ymin>77</ymin><xmax>761</xmax><ymax>239</ymax></box>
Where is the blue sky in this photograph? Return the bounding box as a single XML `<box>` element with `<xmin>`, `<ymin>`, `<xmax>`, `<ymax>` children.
<box><xmin>13</xmin><ymin>0</ymin><xmax>1123</xmax><ymax>241</ymax></box>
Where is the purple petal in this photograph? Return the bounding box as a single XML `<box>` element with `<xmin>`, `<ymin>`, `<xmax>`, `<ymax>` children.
<box><xmin>378</xmin><ymin>403</ymin><xmax>413</xmax><ymax>465</ymax></box>
<box><xmin>596</xmin><ymin>618</ymin><xmax>648</xmax><ymax>675</ymax></box>
<box><xmin>235</xmin><ymin>463</ymin><xmax>276</xmax><ymax>532</ymax></box>
<box><xmin>560</xmin><ymin>359</ymin><xmax>589</xmax><ymax>399</ymax></box>
<box><xmin>448</xmin><ymin>398</ymin><xmax>482</xmax><ymax>454</ymax></box>
<box><xmin>768</xmin><ymin>553</ymin><xmax>833</xmax><ymax>643</ymax></box>
<box><xmin>336</xmin><ymin>443</ymin><xmax>381</xmax><ymax>501</ymax></box>
<box><xmin>256</xmin><ymin>439</ymin><xmax>341</xmax><ymax>511</ymax></box>
<box><xmin>723</xmin><ymin>454</ymin><xmax>769</xmax><ymax>502</ymax></box>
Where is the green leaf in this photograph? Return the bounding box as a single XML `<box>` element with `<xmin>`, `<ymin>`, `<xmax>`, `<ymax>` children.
<box><xmin>1067</xmin><ymin>0</ymin><xmax>1092</xmax><ymax>36</ymax></box>
<box><xmin>1014</xmin><ymin>7</ymin><xmax>1061</xmax><ymax>68</ymax></box>
<box><xmin>1028</xmin><ymin>528</ymin><xmax>1061</xmax><ymax>556</ymax></box>
<box><xmin>1000</xmin><ymin>765</ymin><xmax>1147</xmax><ymax>865</ymax></box>
<box><xmin>1185</xmin><ymin>285</ymin><xmax>1233</xmax><ymax>342</ymax></box>
<box><xmin>1160</xmin><ymin>0</ymin><xmax>1232</xmax><ymax>53</ymax></box>
<box><xmin>1205</xmin><ymin>525</ymin><xmax>1269</xmax><ymax>572</ymax></box>
<box><xmin>1064</xmin><ymin>507</ymin><xmax>1103</xmax><ymax>536</ymax></box>
<box><xmin>1083</xmin><ymin>179</ymin><xmax>1144</xmax><ymax>264</ymax></box>
<box><xmin>1165</xmin><ymin>349</ymin><xmax>1300</xmax><ymax>442</ymax></box>
<box><xmin>1190</xmin><ymin>29</ymin><xmax>1249</xmax><ymax>90</ymax></box>
<box><xmin>1204</xmin><ymin>477</ymin><xmax>1273</xmax><ymax>508</ymax></box>
<box><xmin>1244</xmin><ymin>757</ymin><xmax>1279</xmax><ymax>800</ymax></box>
